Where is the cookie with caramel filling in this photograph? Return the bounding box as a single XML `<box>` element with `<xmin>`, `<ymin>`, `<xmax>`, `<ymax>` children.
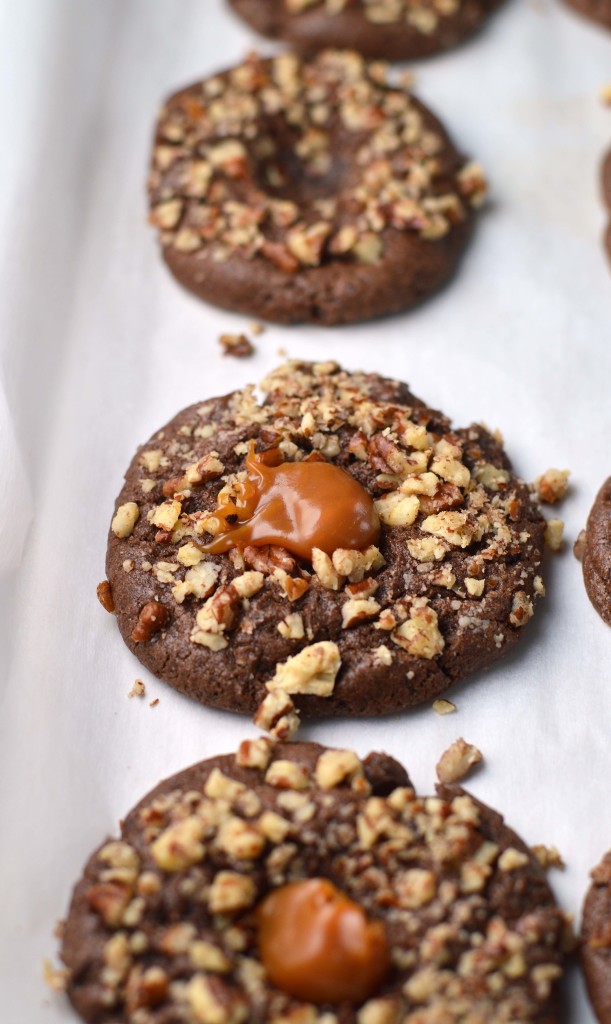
<box><xmin>103</xmin><ymin>361</ymin><xmax>549</xmax><ymax>718</ymax></box>
<box><xmin>58</xmin><ymin>741</ymin><xmax>569</xmax><ymax>1024</ymax></box>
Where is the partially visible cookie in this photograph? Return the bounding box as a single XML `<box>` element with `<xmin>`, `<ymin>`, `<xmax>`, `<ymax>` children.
<box><xmin>148</xmin><ymin>51</ymin><xmax>485</xmax><ymax>326</ymax></box>
<box><xmin>103</xmin><ymin>361</ymin><xmax>548</xmax><ymax>719</ymax></box>
<box><xmin>579</xmin><ymin>478</ymin><xmax>611</xmax><ymax>625</ymax></box>
<box><xmin>563</xmin><ymin>0</ymin><xmax>611</xmax><ymax>30</ymax></box>
<box><xmin>228</xmin><ymin>0</ymin><xmax>505</xmax><ymax>61</ymax></box>
<box><xmin>582</xmin><ymin>850</ymin><xmax>611</xmax><ymax>1023</ymax></box>
<box><xmin>59</xmin><ymin>740</ymin><xmax>569</xmax><ymax>1023</ymax></box>
<box><xmin>603</xmin><ymin>150</ymin><xmax>611</xmax><ymax>266</ymax></box>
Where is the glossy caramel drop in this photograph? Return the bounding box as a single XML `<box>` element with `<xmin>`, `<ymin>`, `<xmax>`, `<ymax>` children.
<box><xmin>201</xmin><ymin>444</ymin><xmax>380</xmax><ymax>560</ymax></box>
<box><xmin>257</xmin><ymin>878</ymin><xmax>390</xmax><ymax>1005</ymax></box>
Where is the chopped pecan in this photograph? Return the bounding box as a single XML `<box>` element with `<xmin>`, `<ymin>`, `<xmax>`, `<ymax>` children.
<box><xmin>219</xmin><ymin>333</ymin><xmax>254</xmax><ymax>358</ymax></box>
<box><xmin>162</xmin><ymin>475</ymin><xmax>186</xmax><ymax>498</ymax></box>
<box><xmin>86</xmin><ymin>882</ymin><xmax>132</xmax><ymax>926</ymax></box>
<box><xmin>418</xmin><ymin>483</ymin><xmax>463</xmax><ymax>515</ymax></box>
<box><xmin>125</xmin><ymin>966</ymin><xmax>169</xmax><ymax>1013</ymax></box>
<box><xmin>244</xmin><ymin>544</ymin><xmax>296</xmax><ymax>574</ymax></box>
<box><xmin>368</xmin><ymin>434</ymin><xmax>406</xmax><ymax>475</ymax></box>
<box><xmin>96</xmin><ymin>580</ymin><xmax>115</xmax><ymax>613</ymax></box>
<box><xmin>131</xmin><ymin>601</ymin><xmax>170</xmax><ymax>643</ymax></box>
<box><xmin>203</xmin><ymin>585</ymin><xmax>241</xmax><ymax>633</ymax></box>
<box><xmin>261</xmin><ymin>240</ymin><xmax>299</xmax><ymax>272</ymax></box>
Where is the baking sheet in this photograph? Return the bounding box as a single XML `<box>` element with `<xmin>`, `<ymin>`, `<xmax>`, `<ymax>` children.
<box><xmin>1</xmin><ymin>0</ymin><xmax>610</xmax><ymax>1018</ymax></box>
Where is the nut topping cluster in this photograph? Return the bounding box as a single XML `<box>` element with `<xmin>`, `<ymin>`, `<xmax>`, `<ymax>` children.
<box><xmin>149</xmin><ymin>51</ymin><xmax>485</xmax><ymax>272</ymax></box>
<box><xmin>59</xmin><ymin>743</ymin><xmax>569</xmax><ymax>1023</ymax></box>
<box><xmin>285</xmin><ymin>0</ymin><xmax>463</xmax><ymax>37</ymax></box>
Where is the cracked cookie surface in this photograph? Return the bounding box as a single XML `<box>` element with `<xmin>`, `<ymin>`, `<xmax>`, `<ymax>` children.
<box><xmin>104</xmin><ymin>361</ymin><xmax>547</xmax><ymax>718</ymax></box>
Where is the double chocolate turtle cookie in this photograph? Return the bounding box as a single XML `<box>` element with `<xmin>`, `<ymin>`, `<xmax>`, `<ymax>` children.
<box><xmin>59</xmin><ymin>740</ymin><xmax>569</xmax><ymax>1023</ymax></box>
<box><xmin>148</xmin><ymin>51</ymin><xmax>485</xmax><ymax>325</ymax></box>
<box><xmin>103</xmin><ymin>362</ymin><xmax>547</xmax><ymax>720</ymax></box>
<box><xmin>228</xmin><ymin>0</ymin><xmax>505</xmax><ymax>62</ymax></box>
<box><xmin>582</xmin><ymin>851</ymin><xmax>611</xmax><ymax>1023</ymax></box>
<box><xmin>576</xmin><ymin>477</ymin><xmax>611</xmax><ymax>626</ymax></box>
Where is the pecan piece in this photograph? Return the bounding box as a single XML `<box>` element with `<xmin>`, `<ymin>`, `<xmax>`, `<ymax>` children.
<box><xmin>243</xmin><ymin>544</ymin><xmax>296</xmax><ymax>574</ymax></box>
<box><xmin>96</xmin><ymin>580</ymin><xmax>115</xmax><ymax>613</ymax></box>
<box><xmin>131</xmin><ymin>601</ymin><xmax>170</xmax><ymax>642</ymax></box>
<box><xmin>125</xmin><ymin>966</ymin><xmax>169</xmax><ymax>1013</ymax></box>
<box><xmin>418</xmin><ymin>483</ymin><xmax>463</xmax><ymax>515</ymax></box>
<box><xmin>219</xmin><ymin>333</ymin><xmax>254</xmax><ymax>358</ymax></box>
<box><xmin>86</xmin><ymin>882</ymin><xmax>131</xmax><ymax>926</ymax></box>
<box><xmin>162</xmin><ymin>475</ymin><xmax>186</xmax><ymax>498</ymax></box>
<box><xmin>261</xmin><ymin>240</ymin><xmax>299</xmax><ymax>273</ymax></box>
<box><xmin>205</xmin><ymin>585</ymin><xmax>241</xmax><ymax>633</ymax></box>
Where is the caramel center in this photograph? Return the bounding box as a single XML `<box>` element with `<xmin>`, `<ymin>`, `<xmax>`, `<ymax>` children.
<box><xmin>201</xmin><ymin>444</ymin><xmax>380</xmax><ymax>560</ymax></box>
<box><xmin>257</xmin><ymin>878</ymin><xmax>390</xmax><ymax>1005</ymax></box>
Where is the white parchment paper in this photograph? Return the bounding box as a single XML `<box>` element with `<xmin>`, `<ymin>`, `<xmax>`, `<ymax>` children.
<box><xmin>1</xmin><ymin>0</ymin><xmax>610</xmax><ymax>1019</ymax></box>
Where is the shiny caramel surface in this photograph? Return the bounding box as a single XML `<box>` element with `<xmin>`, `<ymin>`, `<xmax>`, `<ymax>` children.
<box><xmin>257</xmin><ymin>878</ymin><xmax>390</xmax><ymax>1005</ymax></box>
<box><xmin>202</xmin><ymin>444</ymin><xmax>380</xmax><ymax>560</ymax></box>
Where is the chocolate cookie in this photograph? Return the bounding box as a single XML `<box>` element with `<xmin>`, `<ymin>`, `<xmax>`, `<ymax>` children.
<box><xmin>563</xmin><ymin>0</ymin><xmax>611</xmax><ymax>30</ymax></box>
<box><xmin>103</xmin><ymin>362</ymin><xmax>547</xmax><ymax>720</ymax></box>
<box><xmin>582</xmin><ymin>851</ymin><xmax>611</xmax><ymax>1023</ymax></box>
<box><xmin>579</xmin><ymin>478</ymin><xmax>611</xmax><ymax>626</ymax></box>
<box><xmin>603</xmin><ymin>150</ymin><xmax>611</xmax><ymax>265</ymax></box>
<box><xmin>148</xmin><ymin>51</ymin><xmax>485</xmax><ymax>326</ymax></box>
<box><xmin>228</xmin><ymin>0</ymin><xmax>505</xmax><ymax>61</ymax></box>
<box><xmin>59</xmin><ymin>740</ymin><xmax>569</xmax><ymax>1023</ymax></box>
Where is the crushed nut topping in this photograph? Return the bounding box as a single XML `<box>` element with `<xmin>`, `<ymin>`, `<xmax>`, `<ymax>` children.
<box><xmin>149</xmin><ymin>51</ymin><xmax>485</xmax><ymax>271</ymax></box>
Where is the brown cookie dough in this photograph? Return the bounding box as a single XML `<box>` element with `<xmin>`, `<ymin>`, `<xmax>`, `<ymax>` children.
<box><xmin>59</xmin><ymin>740</ymin><xmax>569</xmax><ymax>1023</ymax></box>
<box><xmin>580</xmin><ymin>477</ymin><xmax>611</xmax><ymax>626</ymax></box>
<box><xmin>148</xmin><ymin>51</ymin><xmax>485</xmax><ymax>326</ymax></box>
<box><xmin>563</xmin><ymin>0</ymin><xmax>611</xmax><ymax>30</ymax></box>
<box><xmin>229</xmin><ymin>0</ymin><xmax>505</xmax><ymax>61</ymax></box>
<box><xmin>104</xmin><ymin>362</ymin><xmax>548</xmax><ymax>719</ymax></box>
<box><xmin>582</xmin><ymin>851</ymin><xmax>611</xmax><ymax>1023</ymax></box>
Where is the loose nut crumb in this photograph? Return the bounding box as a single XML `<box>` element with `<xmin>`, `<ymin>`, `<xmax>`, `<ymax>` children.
<box><xmin>42</xmin><ymin>959</ymin><xmax>68</xmax><ymax>992</ymax></box>
<box><xmin>253</xmin><ymin>690</ymin><xmax>300</xmax><ymax>739</ymax></box>
<box><xmin>532</xmin><ymin>844</ymin><xmax>565</xmax><ymax>871</ymax></box>
<box><xmin>149</xmin><ymin>698</ymin><xmax>160</xmax><ymax>708</ymax></box>
<box><xmin>436</xmin><ymin>738</ymin><xmax>482</xmax><ymax>784</ymax></box>
<box><xmin>249</xmin><ymin>321</ymin><xmax>264</xmax><ymax>336</ymax></box>
<box><xmin>432</xmin><ymin>698</ymin><xmax>456</xmax><ymax>715</ymax></box>
<box><xmin>219</xmin><ymin>333</ymin><xmax>255</xmax><ymax>358</ymax></box>
<box><xmin>600</xmin><ymin>83</ymin><xmax>611</xmax><ymax>105</ymax></box>
<box><xmin>534</xmin><ymin>469</ymin><xmax>570</xmax><ymax>505</ymax></box>
<box><xmin>128</xmin><ymin>679</ymin><xmax>146</xmax><ymax>699</ymax></box>
<box><xmin>96</xmin><ymin>580</ymin><xmax>115</xmax><ymax>613</ymax></box>
<box><xmin>544</xmin><ymin>519</ymin><xmax>564</xmax><ymax>552</ymax></box>
<box><xmin>131</xmin><ymin>601</ymin><xmax>170</xmax><ymax>643</ymax></box>
<box><xmin>573</xmin><ymin>529</ymin><xmax>587</xmax><ymax>562</ymax></box>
